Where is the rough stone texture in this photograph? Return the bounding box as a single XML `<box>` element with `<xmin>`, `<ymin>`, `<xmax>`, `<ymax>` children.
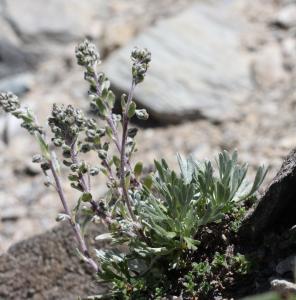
<box><xmin>239</xmin><ymin>149</ymin><xmax>296</xmax><ymax>240</ymax></box>
<box><xmin>0</xmin><ymin>40</ymin><xmax>38</xmax><ymax>79</ymax></box>
<box><xmin>103</xmin><ymin>0</ymin><xmax>252</xmax><ymax>123</ymax></box>
<box><xmin>0</xmin><ymin>73</ymin><xmax>34</xmax><ymax>95</ymax></box>
<box><xmin>251</xmin><ymin>43</ymin><xmax>288</xmax><ymax>89</ymax></box>
<box><xmin>0</xmin><ymin>223</ymin><xmax>108</xmax><ymax>300</ymax></box>
<box><xmin>1</xmin><ymin>0</ymin><xmax>193</xmax><ymax>55</ymax></box>
<box><xmin>273</xmin><ymin>4</ymin><xmax>296</xmax><ymax>29</ymax></box>
<box><xmin>4</xmin><ymin>0</ymin><xmax>103</xmax><ymax>43</ymax></box>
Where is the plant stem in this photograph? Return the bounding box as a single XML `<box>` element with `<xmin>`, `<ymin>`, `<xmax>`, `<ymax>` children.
<box><xmin>92</xmin><ymin>63</ymin><xmax>138</xmax><ymax>219</ymax></box>
<box><xmin>49</xmin><ymin>157</ymin><xmax>100</xmax><ymax>274</ymax></box>
<box><xmin>106</xmin><ymin>115</ymin><xmax>122</xmax><ymax>153</ymax></box>
<box><xmin>120</xmin><ymin>80</ymin><xmax>136</xmax><ymax>221</ymax></box>
<box><xmin>70</xmin><ymin>142</ymin><xmax>113</xmax><ymax>226</ymax></box>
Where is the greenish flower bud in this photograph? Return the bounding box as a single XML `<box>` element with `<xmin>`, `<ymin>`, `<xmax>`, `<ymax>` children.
<box><xmin>80</xmin><ymin>143</ymin><xmax>91</xmax><ymax>153</ymax></box>
<box><xmin>127</xmin><ymin>127</ymin><xmax>138</xmax><ymax>138</ymax></box>
<box><xmin>131</xmin><ymin>47</ymin><xmax>151</xmax><ymax>84</ymax></box>
<box><xmin>90</xmin><ymin>167</ymin><xmax>100</xmax><ymax>176</ymax></box>
<box><xmin>0</xmin><ymin>92</ymin><xmax>20</xmax><ymax>112</ymax></box>
<box><xmin>70</xmin><ymin>164</ymin><xmax>79</xmax><ymax>172</ymax></box>
<box><xmin>62</xmin><ymin>149</ymin><xmax>71</xmax><ymax>158</ymax></box>
<box><xmin>78</xmin><ymin>161</ymin><xmax>88</xmax><ymax>174</ymax></box>
<box><xmin>75</xmin><ymin>39</ymin><xmax>100</xmax><ymax>67</ymax></box>
<box><xmin>98</xmin><ymin>149</ymin><xmax>107</xmax><ymax>160</ymax></box>
<box><xmin>135</xmin><ymin>109</ymin><xmax>149</xmax><ymax>120</ymax></box>
<box><xmin>32</xmin><ymin>154</ymin><xmax>43</xmax><ymax>163</ymax></box>
<box><xmin>41</xmin><ymin>162</ymin><xmax>50</xmax><ymax>171</ymax></box>
<box><xmin>48</xmin><ymin>104</ymin><xmax>86</xmax><ymax>145</ymax></box>
<box><xmin>53</xmin><ymin>138</ymin><xmax>63</xmax><ymax>147</ymax></box>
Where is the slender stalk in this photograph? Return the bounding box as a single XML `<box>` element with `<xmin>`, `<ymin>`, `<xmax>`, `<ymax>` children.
<box><xmin>120</xmin><ymin>80</ymin><xmax>136</xmax><ymax>221</ymax></box>
<box><xmin>106</xmin><ymin>115</ymin><xmax>122</xmax><ymax>153</ymax></box>
<box><xmin>49</xmin><ymin>157</ymin><xmax>99</xmax><ymax>273</ymax></box>
<box><xmin>70</xmin><ymin>142</ymin><xmax>89</xmax><ymax>192</ymax></box>
<box><xmin>70</xmin><ymin>142</ymin><xmax>113</xmax><ymax>225</ymax></box>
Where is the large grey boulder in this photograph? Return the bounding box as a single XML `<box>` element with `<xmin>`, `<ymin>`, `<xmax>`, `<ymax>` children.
<box><xmin>103</xmin><ymin>0</ymin><xmax>252</xmax><ymax>123</ymax></box>
<box><xmin>0</xmin><ymin>223</ymin><xmax>108</xmax><ymax>300</ymax></box>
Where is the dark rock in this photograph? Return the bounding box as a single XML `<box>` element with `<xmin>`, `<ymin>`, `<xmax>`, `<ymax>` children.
<box><xmin>0</xmin><ymin>223</ymin><xmax>108</xmax><ymax>300</ymax></box>
<box><xmin>239</xmin><ymin>149</ymin><xmax>296</xmax><ymax>240</ymax></box>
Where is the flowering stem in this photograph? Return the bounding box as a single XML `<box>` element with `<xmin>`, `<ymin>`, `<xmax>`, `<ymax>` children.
<box><xmin>120</xmin><ymin>80</ymin><xmax>136</xmax><ymax>221</ymax></box>
<box><xmin>49</xmin><ymin>156</ymin><xmax>100</xmax><ymax>274</ymax></box>
<box><xmin>106</xmin><ymin>115</ymin><xmax>122</xmax><ymax>153</ymax></box>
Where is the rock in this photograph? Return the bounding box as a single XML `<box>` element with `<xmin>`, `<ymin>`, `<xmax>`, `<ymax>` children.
<box><xmin>103</xmin><ymin>1</ymin><xmax>252</xmax><ymax>123</ymax></box>
<box><xmin>276</xmin><ymin>256</ymin><xmax>296</xmax><ymax>275</ymax></box>
<box><xmin>273</xmin><ymin>4</ymin><xmax>296</xmax><ymax>29</ymax></box>
<box><xmin>0</xmin><ymin>223</ymin><xmax>108</xmax><ymax>299</ymax></box>
<box><xmin>271</xmin><ymin>279</ymin><xmax>296</xmax><ymax>294</ymax></box>
<box><xmin>0</xmin><ymin>40</ymin><xmax>39</xmax><ymax>79</ymax></box>
<box><xmin>0</xmin><ymin>114</ymin><xmax>23</xmax><ymax>144</ymax></box>
<box><xmin>240</xmin><ymin>148</ymin><xmax>296</xmax><ymax>240</ymax></box>
<box><xmin>1</xmin><ymin>206</ymin><xmax>27</xmax><ymax>222</ymax></box>
<box><xmin>281</xmin><ymin>38</ymin><xmax>296</xmax><ymax>71</ymax></box>
<box><xmin>0</xmin><ymin>17</ymin><xmax>21</xmax><ymax>45</ymax></box>
<box><xmin>0</xmin><ymin>73</ymin><xmax>34</xmax><ymax>95</ymax></box>
<box><xmin>251</xmin><ymin>44</ymin><xmax>287</xmax><ymax>89</ymax></box>
<box><xmin>14</xmin><ymin>182</ymin><xmax>45</xmax><ymax>205</ymax></box>
<box><xmin>102</xmin><ymin>20</ymin><xmax>137</xmax><ymax>53</ymax></box>
<box><xmin>4</xmin><ymin>0</ymin><xmax>103</xmax><ymax>44</ymax></box>
<box><xmin>0</xmin><ymin>192</ymin><xmax>18</xmax><ymax>209</ymax></box>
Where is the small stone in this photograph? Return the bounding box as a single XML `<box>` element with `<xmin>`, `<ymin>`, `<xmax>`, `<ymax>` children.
<box><xmin>1</xmin><ymin>206</ymin><xmax>27</xmax><ymax>221</ymax></box>
<box><xmin>20</xmin><ymin>160</ymin><xmax>41</xmax><ymax>177</ymax></box>
<box><xmin>0</xmin><ymin>73</ymin><xmax>34</xmax><ymax>96</ymax></box>
<box><xmin>251</xmin><ymin>44</ymin><xmax>288</xmax><ymax>89</ymax></box>
<box><xmin>281</xmin><ymin>38</ymin><xmax>296</xmax><ymax>71</ymax></box>
<box><xmin>273</xmin><ymin>4</ymin><xmax>296</xmax><ymax>29</ymax></box>
<box><xmin>276</xmin><ymin>256</ymin><xmax>296</xmax><ymax>275</ymax></box>
<box><xmin>271</xmin><ymin>279</ymin><xmax>296</xmax><ymax>294</ymax></box>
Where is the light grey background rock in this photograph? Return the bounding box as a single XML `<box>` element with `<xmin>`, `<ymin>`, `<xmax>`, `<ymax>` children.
<box><xmin>274</xmin><ymin>4</ymin><xmax>296</xmax><ymax>28</ymax></box>
<box><xmin>103</xmin><ymin>0</ymin><xmax>252</xmax><ymax>123</ymax></box>
<box><xmin>5</xmin><ymin>0</ymin><xmax>103</xmax><ymax>43</ymax></box>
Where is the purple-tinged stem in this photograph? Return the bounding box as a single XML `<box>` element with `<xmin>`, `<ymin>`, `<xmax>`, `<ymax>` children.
<box><xmin>49</xmin><ymin>158</ymin><xmax>99</xmax><ymax>273</ymax></box>
<box><xmin>120</xmin><ymin>80</ymin><xmax>136</xmax><ymax>221</ymax></box>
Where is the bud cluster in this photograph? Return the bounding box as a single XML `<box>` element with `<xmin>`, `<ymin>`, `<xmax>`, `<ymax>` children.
<box><xmin>0</xmin><ymin>92</ymin><xmax>20</xmax><ymax>112</ymax></box>
<box><xmin>131</xmin><ymin>47</ymin><xmax>151</xmax><ymax>84</ymax></box>
<box><xmin>0</xmin><ymin>92</ymin><xmax>43</xmax><ymax>134</ymax></box>
<box><xmin>75</xmin><ymin>39</ymin><xmax>101</xmax><ymax>68</ymax></box>
<box><xmin>48</xmin><ymin>104</ymin><xmax>86</xmax><ymax>146</ymax></box>
<box><xmin>84</xmin><ymin>118</ymin><xmax>106</xmax><ymax>148</ymax></box>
